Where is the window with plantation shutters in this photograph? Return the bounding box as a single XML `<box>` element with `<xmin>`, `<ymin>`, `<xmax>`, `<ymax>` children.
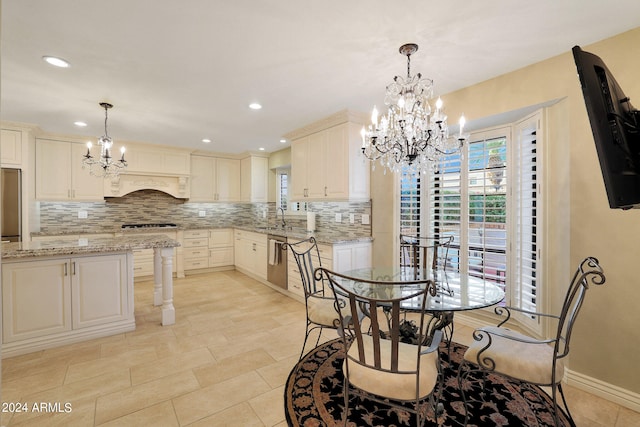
<box><xmin>400</xmin><ymin>110</ymin><xmax>544</xmax><ymax>333</ymax></box>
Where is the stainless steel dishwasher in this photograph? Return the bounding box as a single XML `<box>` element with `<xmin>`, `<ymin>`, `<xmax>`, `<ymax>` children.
<box><xmin>267</xmin><ymin>234</ymin><xmax>287</xmax><ymax>289</ymax></box>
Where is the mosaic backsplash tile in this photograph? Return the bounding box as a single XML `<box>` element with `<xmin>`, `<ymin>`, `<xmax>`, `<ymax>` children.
<box><xmin>37</xmin><ymin>190</ymin><xmax>372</xmax><ymax>238</ymax></box>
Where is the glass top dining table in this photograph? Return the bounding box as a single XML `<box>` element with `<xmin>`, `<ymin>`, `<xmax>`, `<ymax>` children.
<box><xmin>337</xmin><ymin>266</ymin><xmax>506</xmax><ymax>312</ymax></box>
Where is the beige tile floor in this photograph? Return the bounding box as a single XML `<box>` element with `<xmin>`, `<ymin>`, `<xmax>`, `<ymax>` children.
<box><xmin>0</xmin><ymin>270</ymin><xmax>638</xmax><ymax>426</ymax></box>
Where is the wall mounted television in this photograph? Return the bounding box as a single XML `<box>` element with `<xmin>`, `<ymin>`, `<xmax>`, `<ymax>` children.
<box><xmin>572</xmin><ymin>45</ymin><xmax>640</xmax><ymax>209</ymax></box>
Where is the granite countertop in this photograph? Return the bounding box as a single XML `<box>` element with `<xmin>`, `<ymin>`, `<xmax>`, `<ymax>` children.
<box><xmin>30</xmin><ymin>224</ymin><xmax>373</xmax><ymax>245</ymax></box>
<box><xmin>232</xmin><ymin>225</ymin><xmax>373</xmax><ymax>245</ymax></box>
<box><xmin>2</xmin><ymin>234</ymin><xmax>180</xmax><ymax>260</ymax></box>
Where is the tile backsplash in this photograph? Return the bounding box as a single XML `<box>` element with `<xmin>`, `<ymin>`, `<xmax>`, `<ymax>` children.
<box><xmin>37</xmin><ymin>190</ymin><xmax>372</xmax><ymax>237</ymax></box>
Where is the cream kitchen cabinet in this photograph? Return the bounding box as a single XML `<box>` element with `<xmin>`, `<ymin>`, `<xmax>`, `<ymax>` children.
<box><xmin>1</xmin><ymin>128</ymin><xmax>23</xmax><ymax>167</ymax></box>
<box><xmin>233</xmin><ymin>229</ymin><xmax>267</xmax><ymax>280</ymax></box>
<box><xmin>290</xmin><ymin>121</ymin><xmax>369</xmax><ymax>201</ymax></box>
<box><xmin>291</xmin><ymin>133</ymin><xmax>325</xmax><ymax>200</ymax></box>
<box><xmin>2</xmin><ymin>253</ymin><xmax>133</xmax><ymax>356</ymax></box>
<box><xmin>240</xmin><ymin>155</ymin><xmax>269</xmax><ymax>202</ymax></box>
<box><xmin>183</xmin><ymin>228</ymin><xmax>234</xmax><ymax>271</ymax></box>
<box><xmin>183</xmin><ymin>229</ymin><xmax>210</xmax><ymax>270</ymax></box>
<box><xmin>124</xmin><ymin>144</ymin><xmax>190</xmax><ymax>176</ymax></box>
<box><xmin>287</xmin><ymin>240</ymin><xmax>371</xmax><ymax>298</ymax></box>
<box><xmin>35</xmin><ymin>138</ymin><xmax>104</xmax><ymax>201</ymax></box>
<box><xmin>123</xmin><ymin>230</ymin><xmax>180</xmax><ymax>278</ymax></box>
<box><xmin>209</xmin><ymin>228</ymin><xmax>234</xmax><ymax>268</ymax></box>
<box><xmin>190</xmin><ymin>155</ymin><xmax>241</xmax><ymax>202</ymax></box>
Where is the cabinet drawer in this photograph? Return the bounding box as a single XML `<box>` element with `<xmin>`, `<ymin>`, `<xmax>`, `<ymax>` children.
<box><xmin>184</xmin><ymin>229</ymin><xmax>209</xmax><ymax>239</ymax></box>
<box><xmin>133</xmin><ymin>262</ymin><xmax>153</xmax><ymax>277</ymax></box>
<box><xmin>184</xmin><ymin>238</ymin><xmax>208</xmax><ymax>248</ymax></box>
<box><xmin>184</xmin><ymin>258</ymin><xmax>209</xmax><ymax>270</ymax></box>
<box><xmin>184</xmin><ymin>247</ymin><xmax>209</xmax><ymax>259</ymax></box>
<box><xmin>288</xmin><ymin>276</ymin><xmax>304</xmax><ymax>297</ymax></box>
<box><xmin>209</xmin><ymin>229</ymin><xmax>234</xmax><ymax>247</ymax></box>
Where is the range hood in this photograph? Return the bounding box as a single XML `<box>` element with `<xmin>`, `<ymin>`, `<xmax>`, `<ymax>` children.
<box><xmin>104</xmin><ymin>173</ymin><xmax>190</xmax><ymax>199</ymax></box>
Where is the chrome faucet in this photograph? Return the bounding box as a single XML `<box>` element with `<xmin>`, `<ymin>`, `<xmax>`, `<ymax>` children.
<box><xmin>276</xmin><ymin>207</ymin><xmax>286</xmax><ymax>228</ymax></box>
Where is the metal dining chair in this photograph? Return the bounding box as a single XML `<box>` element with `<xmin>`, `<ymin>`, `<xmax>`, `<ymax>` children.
<box><xmin>318</xmin><ymin>267</ymin><xmax>444</xmax><ymax>427</ymax></box>
<box><xmin>400</xmin><ymin>234</ymin><xmax>453</xmax><ymax>273</ymax></box>
<box><xmin>285</xmin><ymin>236</ymin><xmax>344</xmax><ymax>360</ymax></box>
<box><xmin>457</xmin><ymin>256</ymin><xmax>606</xmax><ymax>427</ymax></box>
<box><xmin>399</xmin><ymin>234</ymin><xmax>455</xmax><ymax>351</ymax></box>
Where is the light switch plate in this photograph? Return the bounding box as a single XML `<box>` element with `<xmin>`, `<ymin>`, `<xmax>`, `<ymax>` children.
<box><xmin>349</xmin><ymin>213</ymin><xmax>355</xmax><ymax>224</ymax></box>
<box><xmin>199</xmin><ymin>210</ymin><xmax>206</xmax><ymax>217</ymax></box>
<box><xmin>335</xmin><ymin>213</ymin><xmax>342</xmax><ymax>223</ymax></box>
<box><xmin>361</xmin><ymin>214</ymin><xmax>370</xmax><ymax>225</ymax></box>
<box><xmin>78</xmin><ymin>211</ymin><xmax>88</xmax><ymax>219</ymax></box>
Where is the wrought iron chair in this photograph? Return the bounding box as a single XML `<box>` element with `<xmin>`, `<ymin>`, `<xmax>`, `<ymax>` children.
<box><xmin>400</xmin><ymin>234</ymin><xmax>453</xmax><ymax>273</ymax></box>
<box><xmin>458</xmin><ymin>256</ymin><xmax>606</xmax><ymax>427</ymax></box>
<box><xmin>285</xmin><ymin>236</ymin><xmax>344</xmax><ymax>360</ymax></box>
<box><xmin>399</xmin><ymin>234</ymin><xmax>455</xmax><ymax>349</ymax></box>
<box><xmin>318</xmin><ymin>267</ymin><xmax>444</xmax><ymax>427</ymax></box>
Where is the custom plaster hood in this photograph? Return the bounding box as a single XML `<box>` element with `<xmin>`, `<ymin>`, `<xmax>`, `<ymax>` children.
<box><xmin>104</xmin><ymin>173</ymin><xmax>190</xmax><ymax>199</ymax></box>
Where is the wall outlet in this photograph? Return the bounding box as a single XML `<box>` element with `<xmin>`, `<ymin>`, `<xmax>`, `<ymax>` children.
<box><xmin>361</xmin><ymin>214</ymin><xmax>370</xmax><ymax>225</ymax></box>
<box><xmin>78</xmin><ymin>211</ymin><xmax>88</xmax><ymax>219</ymax></box>
<box><xmin>335</xmin><ymin>213</ymin><xmax>342</xmax><ymax>223</ymax></box>
<box><xmin>198</xmin><ymin>210</ymin><xmax>206</xmax><ymax>217</ymax></box>
<box><xmin>262</xmin><ymin>209</ymin><xmax>267</xmax><ymax>219</ymax></box>
<box><xmin>349</xmin><ymin>213</ymin><xmax>355</xmax><ymax>224</ymax></box>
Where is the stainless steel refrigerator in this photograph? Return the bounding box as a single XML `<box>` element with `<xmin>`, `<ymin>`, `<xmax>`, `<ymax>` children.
<box><xmin>1</xmin><ymin>168</ymin><xmax>22</xmax><ymax>242</ymax></box>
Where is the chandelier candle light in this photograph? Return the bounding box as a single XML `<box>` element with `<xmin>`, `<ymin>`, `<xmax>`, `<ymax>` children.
<box><xmin>361</xmin><ymin>43</ymin><xmax>469</xmax><ymax>175</ymax></box>
<box><xmin>82</xmin><ymin>102</ymin><xmax>127</xmax><ymax>177</ymax></box>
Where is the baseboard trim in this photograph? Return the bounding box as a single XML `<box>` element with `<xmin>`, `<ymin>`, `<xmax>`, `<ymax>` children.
<box><xmin>454</xmin><ymin>313</ymin><xmax>640</xmax><ymax>413</ymax></box>
<box><xmin>566</xmin><ymin>369</ymin><xmax>640</xmax><ymax>413</ymax></box>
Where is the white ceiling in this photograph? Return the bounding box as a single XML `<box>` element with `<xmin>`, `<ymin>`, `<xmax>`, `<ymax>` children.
<box><xmin>2</xmin><ymin>1</ymin><xmax>640</xmax><ymax>154</ymax></box>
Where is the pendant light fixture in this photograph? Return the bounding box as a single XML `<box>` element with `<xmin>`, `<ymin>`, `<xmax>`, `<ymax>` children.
<box><xmin>82</xmin><ymin>102</ymin><xmax>127</xmax><ymax>177</ymax></box>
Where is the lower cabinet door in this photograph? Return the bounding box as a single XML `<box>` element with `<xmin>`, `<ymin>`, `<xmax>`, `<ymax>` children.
<box><xmin>72</xmin><ymin>254</ymin><xmax>129</xmax><ymax>329</ymax></box>
<box><xmin>209</xmin><ymin>247</ymin><xmax>234</xmax><ymax>267</ymax></box>
<box><xmin>2</xmin><ymin>259</ymin><xmax>72</xmax><ymax>343</ymax></box>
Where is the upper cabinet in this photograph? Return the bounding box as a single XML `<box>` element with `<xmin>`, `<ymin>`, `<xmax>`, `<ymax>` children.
<box><xmin>190</xmin><ymin>155</ymin><xmax>241</xmax><ymax>202</ymax></box>
<box><xmin>1</xmin><ymin>129</ymin><xmax>23</xmax><ymax>167</ymax></box>
<box><xmin>35</xmin><ymin>138</ymin><xmax>104</xmax><ymax>201</ymax></box>
<box><xmin>241</xmin><ymin>155</ymin><xmax>269</xmax><ymax>203</ymax></box>
<box><xmin>288</xmin><ymin>110</ymin><xmax>370</xmax><ymax>202</ymax></box>
<box><xmin>124</xmin><ymin>144</ymin><xmax>190</xmax><ymax>176</ymax></box>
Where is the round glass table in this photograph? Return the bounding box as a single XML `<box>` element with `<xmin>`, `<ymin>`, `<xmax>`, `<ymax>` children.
<box><xmin>339</xmin><ymin>267</ymin><xmax>505</xmax><ymax>312</ymax></box>
<box><xmin>334</xmin><ymin>267</ymin><xmax>506</xmax><ymax>347</ymax></box>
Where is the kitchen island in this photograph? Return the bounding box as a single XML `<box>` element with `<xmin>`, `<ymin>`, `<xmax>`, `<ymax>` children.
<box><xmin>1</xmin><ymin>235</ymin><xmax>180</xmax><ymax>357</ymax></box>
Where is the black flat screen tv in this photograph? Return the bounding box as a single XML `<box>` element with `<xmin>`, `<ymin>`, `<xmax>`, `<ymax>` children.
<box><xmin>572</xmin><ymin>45</ymin><xmax>640</xmax><ymax>209</ymax></box>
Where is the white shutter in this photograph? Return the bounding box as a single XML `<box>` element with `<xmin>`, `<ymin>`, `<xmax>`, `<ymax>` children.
<box><xmin>512</xmin><ymin>113</ymin><xmax>542</xmax><ymax>331</ymax></box>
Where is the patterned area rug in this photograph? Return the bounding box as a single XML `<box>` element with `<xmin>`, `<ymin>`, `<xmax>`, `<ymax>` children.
<box><xmin>284</xmin><ymin>338</ymin><xmax>570</xmax><ymax>427</ymax></box>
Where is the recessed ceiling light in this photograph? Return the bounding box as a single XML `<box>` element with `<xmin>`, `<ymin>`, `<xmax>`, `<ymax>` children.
<box><xmin>74</xmin><ymin>121</ymin><xmax>87</xmax><ymax>127</ymax></box>
<box><xmin>202</xmin><ymin>138</ymin><xmax>211</xmax><ymax>143</ymax></box>
<box><xmin>280</xmin><ymin>139</ymin><xmax>287</xmax><ymax>143</ymax></box>
<box><xmin>42</xmin><ymin>56</ymin><xmax>70</xmax><ymax>68</ymax></box>
<box><xmin>249</xmin><ymin>103</ymin><xmax>262</xmax><ymax>110</ymax></box>
<box><xmin>259</xmin><ymin>147</ymin><xmax>265</xmax><ymax>151</ymax></box>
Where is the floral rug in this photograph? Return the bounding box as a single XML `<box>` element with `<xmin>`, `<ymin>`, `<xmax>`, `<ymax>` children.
<box><xmin>284</xmin><ymin>338</ymin><xmax>570</xmax><ymax>426</ymax></box>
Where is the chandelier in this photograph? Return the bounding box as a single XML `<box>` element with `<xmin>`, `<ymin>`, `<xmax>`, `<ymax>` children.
<box><xmin>361</xmin><ymin>43</ymin><xmax>469</xmax><ymax>175</ymax></box>
<box><xmin>82</xmin><ymin>102</ymin><xmax>127</xmax><ymax>177</ymax></box>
